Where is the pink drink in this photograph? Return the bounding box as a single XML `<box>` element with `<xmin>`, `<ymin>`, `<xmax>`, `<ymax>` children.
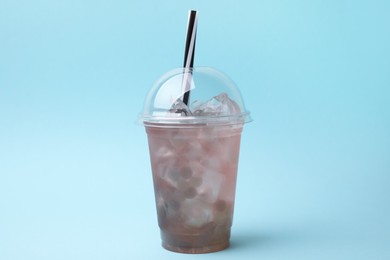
<box><xmin>146</xmin><ymin>124</ymin><xmax>243</xmax><ymax>253</ymax></box>
<box><xmin>141</xmin><ymin>67</ymin><xmax>251</xmax><ymax>253</ymax></box>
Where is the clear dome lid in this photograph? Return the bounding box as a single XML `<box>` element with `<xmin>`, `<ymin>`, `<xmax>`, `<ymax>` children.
<box><xmin>139</xmin><ymin>67</ymin><xmax>252</xmax><ymax>127</ymax></box>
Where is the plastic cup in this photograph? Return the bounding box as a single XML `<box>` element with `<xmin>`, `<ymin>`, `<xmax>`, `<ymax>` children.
<box><xmin>139</xmin><ymin>67</ymin><xmax>251</xmax><ymax>253</ymax></box>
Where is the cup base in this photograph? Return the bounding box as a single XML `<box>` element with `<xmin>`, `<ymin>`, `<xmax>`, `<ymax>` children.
<box><xmin>162</xmin><ymin>241</ymin><xmax>229</xmax><ymax>254</ymax></box>
<box><xmin>160</xmin><ymin>229</ymin><xmax>230</xmax><ymax>254</ymax></box>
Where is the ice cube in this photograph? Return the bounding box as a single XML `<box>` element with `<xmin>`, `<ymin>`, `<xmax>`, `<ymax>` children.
<box><xmin>181</xmin><ymin>199</ymin><xmax>213</xmax><ymax>227</ymax></box>
<box><xmin>192</xmin><ymin>92</ymin><xmax>241</xmax><ymax>116</ymax></box>
<box><xmin>215</xmin><ymin>92</ymin><xmax>241</xmax><ymax>115</ymax></box>
<box><xmin>169</xmin><ymin>98</ymin><xmax>193</xmax><ymax>116</ymax></box>
<box><xmin>197</xmin><ymin>169</ymin><xmax>224</xmax><ymax>202</ymax></box>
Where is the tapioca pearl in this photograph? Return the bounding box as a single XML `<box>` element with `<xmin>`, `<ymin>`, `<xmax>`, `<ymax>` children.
<box><xmin>168</xmin><ymin>168</ymin><xmax>180</xmax><ymax>181</ymax></box>
<box><xmin>177</xmin><ymin>179</ymin><xmax>190</xmax><ymax>191</ymax></box>
<box><xmin>180</xmin><ymin>166</ymin><xmax>193</xmax><ymax>179</ymax></box>
<box><xmin>212</xmin><ymin>201</ymin><xmax>234</xmax><ymax>227</ymax></box>
<box><xmin>177</xmin><ymin>179</ymin><xmax>198</xmax><ymax>199</ymax></box>
<box><xmin>166</xmin><ymin>198</ymin><xmax>181</xmax><ymax>212</ymax></box>
<box><xmin>214</xmin><ymin>199</ymin><xmax>227</xmax><ymax>211</ymax></box>
<box><xmin>183</xmin><ymin>187</ymin><xmax>198</xmax><ymax>199</ymax></box>
<box><xmin>190</xmin><ymin>176</ymin><xmax>203</xmax><ymax>187</ymax></box>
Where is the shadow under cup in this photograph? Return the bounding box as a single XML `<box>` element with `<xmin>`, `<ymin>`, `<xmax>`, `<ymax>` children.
<box><xmin>145</xmin><ymin>124</ymin><xmax>243</xmax><ymax>253</ymax></box>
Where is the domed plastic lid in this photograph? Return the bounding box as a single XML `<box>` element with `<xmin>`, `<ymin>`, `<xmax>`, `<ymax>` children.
<box><xmin>140</xmin><ymin>67</ymin><xmax>252</xmax><ymax>127</ymax></box>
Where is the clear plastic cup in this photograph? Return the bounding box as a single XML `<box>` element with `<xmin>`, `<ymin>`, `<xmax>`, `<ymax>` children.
<box><xmin>139</xmin><ymin>67</ymin><xmax>251</xmax><ymax>253</ymax></box>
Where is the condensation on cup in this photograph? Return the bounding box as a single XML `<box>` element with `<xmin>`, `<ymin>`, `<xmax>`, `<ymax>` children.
<box><xmin>139</xmin><ymin>67</ymin><xmax>252</xmax><ymax>253</ymax></box>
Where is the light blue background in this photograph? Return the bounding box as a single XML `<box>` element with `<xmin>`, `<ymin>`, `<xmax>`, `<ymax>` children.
<box><xmin>1</xmin><ymin>0</ymin><xmax>389</xmax><ymax>259</ymax></box>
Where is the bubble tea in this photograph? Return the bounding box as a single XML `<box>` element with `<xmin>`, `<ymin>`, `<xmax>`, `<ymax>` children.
<box><xmin>140</xmin><ymin>67</ymin><xmax>251</xmax><ymax>253</ymax></box>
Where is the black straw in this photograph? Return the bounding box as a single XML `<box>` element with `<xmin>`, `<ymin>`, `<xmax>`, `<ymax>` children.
<box><xmin>182</xmin><ymin>10</ymin><xmax>198</xmax><ymax>106</ymax></box>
